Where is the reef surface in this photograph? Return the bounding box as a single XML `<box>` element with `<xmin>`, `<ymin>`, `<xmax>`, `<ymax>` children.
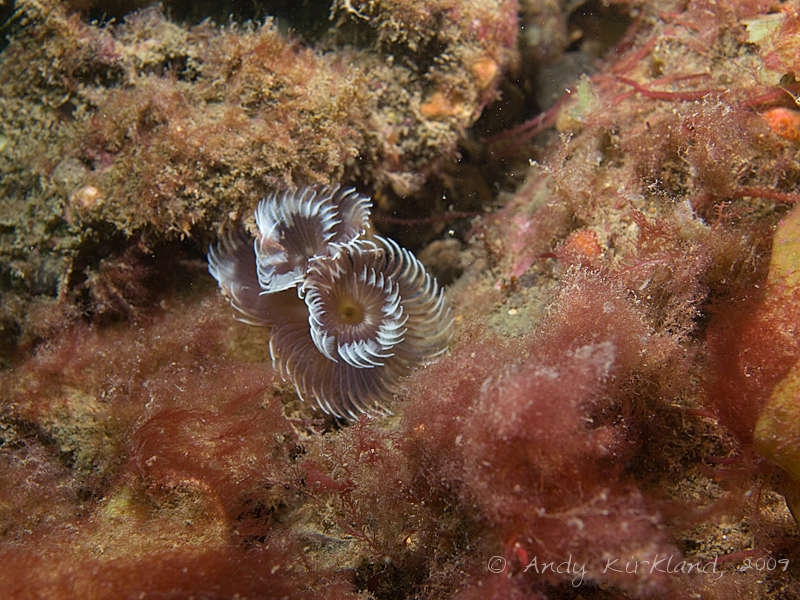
<box><xmin>2</xmin><ymin>1</ymin><xmax>800</xmax><ymax>598</ymax></box>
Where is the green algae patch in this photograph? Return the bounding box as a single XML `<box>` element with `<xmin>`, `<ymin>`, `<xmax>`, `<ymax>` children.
<box><xmin>755</xmin><ymin>358</ymin><xmax>800</xmax><ymax>481</ymax></box>
<box><xmin>92</xmin><ymin>484</ymin><xmax>229</xmax><ymax>561</ymax></box>
<box><xmin>767</xmin><ymin>201</ymin><xmax>800</xmax><ymax>290</ymax></box>
<box><xmin>754</xmin><ymin>205</ymin><xmax>800</xmax><ymax>480</ymax></box>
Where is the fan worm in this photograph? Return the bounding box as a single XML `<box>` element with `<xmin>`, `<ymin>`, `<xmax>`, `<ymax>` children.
<box><xmin>208</xmin><ymin>185</ymin><xmax>452</xmax><ymax>420</ymax></box>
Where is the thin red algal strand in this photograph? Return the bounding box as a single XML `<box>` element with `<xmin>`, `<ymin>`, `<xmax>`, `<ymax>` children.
<box><xmin>743</xmin><ymin>85</ymin><xmax>800</xmax><ymax>109</ymax></box>
<box><xmin>614</xmin><ymin>75</ymin><xmax>728</xmax><ymax>102</ymax></box>
<box><xmin>481</xmin><ymin>92</ymin><xmax>569</xmax><ymax>150</ymax></box>
<box><xmin>731</xmin><ymin>186</ymin><xmax>800</xmax><ymax>204</ymax></box>
<box><xmin>605</xmin><ymin>72</ymin><xmax>712</xmax><ymax>104</ymax></box>
<box><xmin>610</xmin><ymin>32</ymin><xmax>661</xmax><ymax>76</ymax></box>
